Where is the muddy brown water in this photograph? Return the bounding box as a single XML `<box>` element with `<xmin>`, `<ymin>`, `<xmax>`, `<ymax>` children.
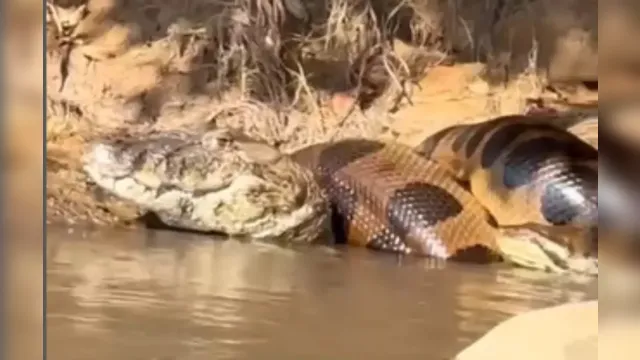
<box><xmin>46</xmin><ymin>226</ymin><xmax>597</xmax><ymax>360</ymax></box>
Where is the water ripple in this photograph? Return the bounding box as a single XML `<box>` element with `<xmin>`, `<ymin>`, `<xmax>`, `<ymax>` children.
<box><xmin>47</xmin><ymin>226</ymin><xmax>596</xmax><ymax>359</ymax></box>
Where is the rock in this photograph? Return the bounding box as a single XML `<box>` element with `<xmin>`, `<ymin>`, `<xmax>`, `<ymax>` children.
<box><xmin>455</xmin><ymin>301</ymin><xmax>597</xmax><ymax>360</ymax></box>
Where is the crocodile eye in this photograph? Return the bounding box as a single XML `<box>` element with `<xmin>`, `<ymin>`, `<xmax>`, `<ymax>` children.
<box><xmin>202</xmin><ymin>130</ymin><xmax>232</xmax><ymax>150</ymax></box>
<box><xmin>217</xmin><ymin>130</ymin><xmax>234</xmax><ymax>144</ymax></box>
<box><xmin>218</xmin><ymin>134</ymin><xmax>232</xmax><ymax>145</ymax></box>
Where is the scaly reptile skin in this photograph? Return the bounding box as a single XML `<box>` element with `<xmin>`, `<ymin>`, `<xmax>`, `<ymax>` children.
<box><xmin>83</xmin><ymin>115</ymin><xmax>598</xmax><ymax>275</ymax></box>
<box><xmin>415</xmin><ymin>114</ymin><xmax>598</xmax><ymax>267</ymax></box>
<box><xmin>291</xmin><ymin>139</ymin><xmax>500</xmax><ymax>260</ymax></box>
<box><xmin>291</xmin><ymin>138</ymin><xmax>596</xmax><ymax>274</ymax></box>
<box><xmin>82</xmin><ymin>128</ymin><xmax>329</xmax><ymax>244</ymax></box>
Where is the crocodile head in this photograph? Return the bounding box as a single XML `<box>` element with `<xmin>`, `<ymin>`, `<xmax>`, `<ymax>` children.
<box><xmin>82</xmin><ymin>128</ymin><xmax>329</xmax><ymax>244</ymax></box>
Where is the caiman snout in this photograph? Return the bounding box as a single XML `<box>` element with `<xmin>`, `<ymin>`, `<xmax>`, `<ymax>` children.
<box><xmin>83</xmin><ymin>142</ymin><xmax>135</xmax><ymax>178</ymax></box>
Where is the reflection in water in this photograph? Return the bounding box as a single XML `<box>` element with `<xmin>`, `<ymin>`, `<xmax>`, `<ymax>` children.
<box><xmin>47</xmin><ymin>227</ymin><xmax>597</xmax><ymax>359</ymax></box>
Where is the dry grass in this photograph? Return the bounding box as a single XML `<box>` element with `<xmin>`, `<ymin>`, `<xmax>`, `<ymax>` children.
<box><xmin>45</xmin><ymin>0</ymin><xmax>596</xmax><ymax>143</ymax></box>
<box><xmin>45</xmin><ymin>0</ymin><xmax>447</xmax><ymax>146</ymax></box>
<box><xmin>40</xmin><ymin>0</ymin><xmax>598</xmax><ymax>225</ymax></box>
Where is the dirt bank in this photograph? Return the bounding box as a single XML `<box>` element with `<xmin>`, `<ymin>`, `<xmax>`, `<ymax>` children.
<box><xmin>40</xmin><ymin>0</ymin><xmax>597</xmax><ymax>227</ymax></box>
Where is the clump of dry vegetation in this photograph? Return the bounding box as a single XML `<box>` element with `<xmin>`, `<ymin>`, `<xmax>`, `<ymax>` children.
<box><xmin>46</xmin><ymin>0</ymin><xmax>450</xmax><ymax>147</ymax></box>
<box><xmin>43</xmin><ymin>0</ymin><xmax>598</xmax><ymax>225</ymax></box>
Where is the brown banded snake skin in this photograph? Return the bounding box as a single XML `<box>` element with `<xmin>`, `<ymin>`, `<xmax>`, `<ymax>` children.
<box><xmin>82</xmin><ymin>115</ymin><xmax>598</xmax><ymax>275</ymax></box>
<box><xmin>414</xmin><ymin>115</ymin><xmax>598</xmax><ymax>268</ymax></box>
<box><xmin>290</xmin><ymin>139</ymin><xmax>503</xmax><ymax>261</ymax></box>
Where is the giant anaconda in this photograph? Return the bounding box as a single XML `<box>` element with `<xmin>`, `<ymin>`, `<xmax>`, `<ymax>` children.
<box><xmin>415</xmin><ymin>114</ymin><xmax>598</xmax><ymax>270</ymax></box>
<box><xmin>82</xmin><ymin>114</ymin><xmax>598</xmax><ymax>274</ymax></box>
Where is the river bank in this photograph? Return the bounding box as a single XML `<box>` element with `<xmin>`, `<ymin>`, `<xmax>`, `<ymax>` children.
<box><xmin>42</xmin><ymin>0</ymin><xmax>597</xmax><ymax>227</ymax></box>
